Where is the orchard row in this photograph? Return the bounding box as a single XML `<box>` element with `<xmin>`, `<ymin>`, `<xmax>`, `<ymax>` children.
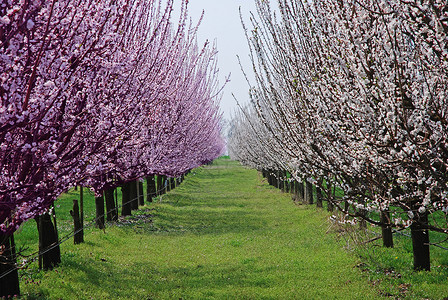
<box><xmin>0</xmin><ymin>0</ymin><xmax>224</xmax><ymax>296</ymax></box>
<box><xmin>229</xmin><ymin>0</ymin><xmax>447</xmax><ymax>272</ymax></box>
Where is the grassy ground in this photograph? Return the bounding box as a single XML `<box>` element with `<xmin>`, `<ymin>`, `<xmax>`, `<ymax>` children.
<box><xmin>15</xmin><ymin>158</ymin><xmax>447</xmax><ymax>299</ymax></box>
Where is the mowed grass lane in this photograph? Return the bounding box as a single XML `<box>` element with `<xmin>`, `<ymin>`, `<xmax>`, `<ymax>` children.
<box><xmin>21</xmin><ymin>158</ymin><xmax>381</xmax><ymax>299</ymax></box>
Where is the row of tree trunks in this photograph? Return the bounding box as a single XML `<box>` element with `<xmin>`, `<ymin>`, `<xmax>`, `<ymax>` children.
<box><xmin>12</xmin><ymin>172</ymin><xmax>191</xmax><ymax>299</ymax></box>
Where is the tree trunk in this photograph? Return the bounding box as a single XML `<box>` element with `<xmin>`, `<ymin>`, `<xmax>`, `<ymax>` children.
<box><xmin>171</xmin><ymin>177</ymin><xmax>176</xmax><ymax>190</ymax></box>
<box><xmin>161</xmin><ymin>175</ymin><xmax>167</xmax><ymax>194</ymax></box>
<box><xmin>305</xmin><ymin>181</ymin><xmax>313</xmax><ymax>204</ymax></box>
<box><xmin>146</xmin><ymin>175</ymin><xmax>156</xmax><ymax>203</ymax></box>
<box><xmin>358</xmin><ymin>200</ymin><xmax>367</xmax><ymax>229</ymax></box>
<box><xmin>0</xmin><ymin>232</ymin><xmax>20</xmax><ymax>298</ymax></box>
<box><xmin>130</xmin><ymin>180</ymin><xmax>138</xmax><ymax>210</ymax></box>
<box><xmin>316</xmin><ymin>186</ymin><xmax>323</xmax><ymax>208</ymax></box>
<box><xmin>95</xmin><ymin>194</ymin><xmax>105</xmax><ymax>229</ymax></box>
<box><xmin>380</xmin><ymin>211</ymin><xmax>393</xmax><ymax>248</ymax></box>
<box><xmin>121</xmin><ymin>182</ymin><xmax>132</xmax><ymax>216</ymax></box>
<box><xmin>277</xmin><ymin>171</ymin><xmax>282</xmax><ymax>189</ymax></box>
<box><xmin>410</xmin><ymin>212</ymin><xmax>430</xmax><ymax>271</ymax></box>
<box><xmin>70</xmin><ymin>200</ymin><xmax>84</xmax><ymax>244</ymax></box>
<box><xmin>291</xmin><ymin>180</ymin><xmax>298</xmax><ymax>202</ymax></box>
<box><xmin>298</xmin><ymin>180</ymin><xmax>305</xmax><ymax>203</ymax></box>
<box><xmin>166</xmin><ymin>177</ymin><xmax>172</xmax><ymax>192</ymax></box>
<box><xmin>36</xmin><ymin>212</ymin><xmax>61</xmax><ymax>270</ymax></box>
<box><xmin>105</xmin><ymin>188</ymin><xmax>117</xmax><ymax>222</ymax></box>
<box><xmin>280</xmin><ymin>171</ymin><xmax>285</xmax><ymax>192</ymax></box>
<box><xmin>138</xmin><ymin>181</ymin><xmax>144</xmax><ymax>206</ymax></box>
<box><xmin>327</xmin><ymin>184</ymin><xmax>334</xmax><ymax>212</ymax></box>
<box><xmin>156</xmin><ymin>175</ymin><xmax>163</xmax><ymax>196</ymax></box>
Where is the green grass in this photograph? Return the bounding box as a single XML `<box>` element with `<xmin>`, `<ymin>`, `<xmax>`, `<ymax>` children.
<box><xmin>14</xmin><ymin>157</ymin><xmax>447</xmax><ymax>299</ymax></box>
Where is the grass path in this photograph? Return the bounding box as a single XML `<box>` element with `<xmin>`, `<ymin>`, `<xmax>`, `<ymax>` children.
<box><xmin>21</xmin><ymin>158</ymin><xmax>382</xmax><ymax>299</ymax></box>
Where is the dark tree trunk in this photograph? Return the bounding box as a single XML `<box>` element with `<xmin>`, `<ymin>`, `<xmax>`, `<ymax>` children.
<box><xmin>166</xmin><ymin>177</ymin><xmax>172</xmax><ymax>192</ymax></box>
<box><xmin>358</xmin><ymin>201</ymin><xmax>367</xmax><ymax>229</ymax></box>
<box><xmin>105</xmin><ymin>188</ymin><xmax>118</xmax><ymax>222</ymax></box>
<box><xmin>36</xmin><ymin>212</ymin><xmax>61</xmax><ymax>270</ymax></box>
<box><xmin>171</xmin><ymin>177</ymin><xmax>176</xmax><ymax>190</ymax></box>
<box><xmin>138</xmin><ymin>181</ymin><xmax>144</xmax><ymax>206</ymax></box>
<box><xmin>291</xmin><ymin>180</ymin><xmax>298</xmax><ymax>202</ymax></box>
<box><xmin>161</xmin><ymin>175</ymin><xmax>167</xmax><ymax>194</ymax></box>
<box><xmin>344</xmin><ymin>200</ymin><xmax>350</xmax><ymax>212</ymax></box>
<box><xmin>327</xmin><ymin>199</ymin><xmax>334</xmax><ymax>212</ymax></box>
<box><xmin>298</xmin><ymin>180</ymin><xmax>305</xmax><ymax>203</ymax></box>
<box><xmin>156</xmin><ymin>175</ymin><xmax>163</xmax><ymax>196</ymax></box>
<box><xmin>130</xmin><ymin>180</ymin><xmax>138</xmax><ymax>210</ymax></box>
<box><xmin>410</xmin><ymin>212</ymin><xmax>430</xmax><ymax>271</ymax></box>
<box><xmin>95</xmin><ymin>194</ymin><xmax>105</xmax><ymax>229</ymax></box>
<box><xmin>146</xmin><ymin>175</ymin><xmax>156</xmax><ymax>203</ymax></box>
<box><xmin>121</xmin><ymin>182</ymin><xmax>132</xmax><ymax>216</ymax></box>
<box><xmin>285</xmin><ymin>171</ymin><xmax>290</xmax><ymax>192</ymax></box>
<box><xmin>70</xmin><ymin>200</ymin><xmax>84</xmax><ymax>244</ymax></box>
<box><xmin>327</xmin><ymin>184</ymin><xmax>334</xmax><ymax>212</ymax></box>
<box><xmin>380</xmin><ymin>211</ymin><xmax>393</xmax><ymax>248</ymax></box>
<box><xmin>280</xmin><ymin>171</ymin><xmax>286</xmax><ymax>192</ymax></box>
<box><xmin>305</xmin><ymin>181</ymin><xmax>313</xmax><ymax>204</ymax></box>
<box><xmin>316</xmin><ymin>186</ymin><xmax>323</xmax><ymax>208</ymax></box>
<box><xmin>276</xmin><ymin>171</ymin><xmax>281</xmax><ymax>189</ymax></box>
<box><xmin>0</xmin><ymin>232</ymin><xmax>20</xmax><ymax>298</ymax></box>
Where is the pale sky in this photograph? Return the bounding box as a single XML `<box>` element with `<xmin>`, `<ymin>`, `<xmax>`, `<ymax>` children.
<box><xmin>174</xmin><ymin>0</ymin><xmax>258</xmax><ymax>121</ymax></box>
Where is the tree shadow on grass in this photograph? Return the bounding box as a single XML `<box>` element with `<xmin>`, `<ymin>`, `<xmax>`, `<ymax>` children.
<box><xmin>29</xmin><ymin>255</ymin><xmax>277</xmax><ymax>299</ymax></box>
<box><xmin>148</xmin><ymin>203</ymin><xmax>266</xmax><ymax>236</ymax></box>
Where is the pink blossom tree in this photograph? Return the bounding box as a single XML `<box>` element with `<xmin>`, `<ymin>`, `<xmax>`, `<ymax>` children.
<box><xmin>0</xmin><ymin>0</ymin><xmax>224</xmax><ymax>296</ymax></box>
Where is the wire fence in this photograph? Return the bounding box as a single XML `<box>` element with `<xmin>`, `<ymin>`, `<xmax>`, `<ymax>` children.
<box><xmin>0</xmin><ymin>180</ymin><xmax>178</xmax><ymax>280</ymax></box>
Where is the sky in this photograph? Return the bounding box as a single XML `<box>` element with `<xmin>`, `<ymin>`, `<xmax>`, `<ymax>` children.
<box><xmin>173</xmin><ymin>0</ymin><xmax>258</xmax><ymax>121</ymax></box>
